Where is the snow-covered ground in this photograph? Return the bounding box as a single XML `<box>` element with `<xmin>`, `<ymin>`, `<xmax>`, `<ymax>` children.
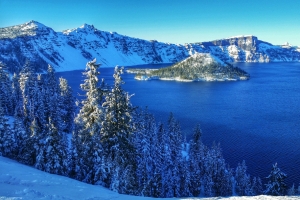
<box><xmin>0</xmin><ymin>156</ymin><xmax>299</xmax><ymax>200</ymax></box>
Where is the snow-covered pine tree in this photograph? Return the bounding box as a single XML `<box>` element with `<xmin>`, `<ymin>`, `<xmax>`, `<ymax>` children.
<box><xmin>264</xmin><ymin>163</ymin><xmax>287</xmax><ymax>196</ymax></box>
<box><xmin>91</xmin><ymin>138</ymin><xmax>107</xmax><ymax>186</ymax></box>
<box><xmin>159</xmin><ymin>119</ymin><xmax>173</xmax><ymax>197</ymax></box>
<box><xmin>101</xmin><ymin>66</ymin><xmax>135</xmax><ymax>193</ymax></box>
<box><xmin>13</xmin><ymin>114</ymin><xmax>27</xmax><ymax>158</ymax></box>
<box><xmin>146</xmin><ymin>113</ymin><xmax>163</xmax><ymax>197</ymax></box>
<box><xmin>132</xmin><ymin>108</ymin><xmax>159</xmax><ymax>196</ymax></box>
<box><xmin>33</xmin><ymin>117</ymin><xmax>47</xmax><ymax>170</ymax></box>
<box><xmin>212</xmin><ymin>146</ymin><xmax>233</xmax><ymax>197</ymax></box>
<box><xmin>152</xmin><ymin>122</ymin><xmax>164</xmax><ymax>197</ymax></box>
<box><xmin>167</xmin><ymin>113</ymin><xmax>183</xmax><ymax>197</ymax></box>
<box><xmin>202</xmin><ymin>143</ymin><xmax>232</xmax><ymax>197</ymax></box>
<box><xmin>180</xmin><ymin>140</ymin><xmax>192</xmax><ymax>197</ymax></box>
<box><xmin>189</xmin><ymin>124</ymin><xmax>204</xmax><ymax>196</ymax></box>
<box><xmin>72</xmin><ymin>59</ymin><xmax>105</xmax><ymax>183</ymax></box>
<box><xmin>18</xmin><ymin>62</ymin><xmax>37</xmax><ymax>131</ymax></box>
<box><xmin>58</xmin><ymin>77</ymin><xmax>75</xmax><ymax>133</ymax></box>
<box><xmin>287</xmin><ymin>184</ymin><xmax>296</xmax><ymax>196</ymax></box>
<box><xmin>44</xmin><ymin>65</ymin><xmax>62</xmax><ymax>129</ymax></box>
<box><xmin>251</xmin><ymin>176</ymin><xmax>263</xmax><ymax>195</ymax></box>
<box><xmin>43</xmin><ymin>117</ymin><xmax>68</xmax><ymax>175</ymax></box>
<box><xmin>133</xmin><ymin>108</ymin><xmax>151</xmax><ymax>196</ymax></box>
<box><xmin>18</xmin><ymin>116</ymin><xmax>40</xmax><ymax>165</ymax></box>
<box><xmin>235</xmin><ymin>160</ymin><xmax>253</xmax><ymax>196</ymax></box>
<box><xmin>33</xmin><ymin>75</ymin><xmax>47</xmax><ymax>130</ymax></box>
<box><xmin>0</xmin><ymin>101</ymin><xmax>16</xmax><ymax>158</ymax></box>
<box><xmin>11</xmin><ymin>73</ymin><xmax>22</xmax><ymax>115</ymax></box>
<box><xmin>0</xmin><ymin>62</ymin><xmax>13</xmax><ymax>115</ymax></box>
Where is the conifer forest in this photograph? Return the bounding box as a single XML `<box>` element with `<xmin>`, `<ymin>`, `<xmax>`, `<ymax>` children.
<box><xmin>0</xmin><ymin>60</ymin><xmax>294</xmax><ymax>197</ymax></box>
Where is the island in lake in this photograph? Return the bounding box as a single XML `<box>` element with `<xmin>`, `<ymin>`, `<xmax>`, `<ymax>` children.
<box><xmin>127</xmin><ymin>53</ymin><xmax>250</xmax><ymax>82</ymax></box>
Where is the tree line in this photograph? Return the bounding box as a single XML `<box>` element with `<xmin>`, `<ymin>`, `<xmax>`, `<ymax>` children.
<box><xmin>0</xmin><ymin>59</ymin><xmax>295</xmax><ymax>197</ymax></box>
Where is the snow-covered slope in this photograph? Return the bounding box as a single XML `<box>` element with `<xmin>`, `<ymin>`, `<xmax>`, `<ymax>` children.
<box><xmin>0</xmin><ymin>21</ymin><xmax>300</xmax><ymax>72</ymax></box>
<box><xmin>0</xmin><ymin>156</ymin><xmax>298</xmax><ymax>200</ymax></box>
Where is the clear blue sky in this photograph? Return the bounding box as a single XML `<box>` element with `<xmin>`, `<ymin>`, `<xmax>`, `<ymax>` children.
<box><xmin>0</xmin><ymin>0</ymin><xmax>299</xmax><ymax>45</ymax></box>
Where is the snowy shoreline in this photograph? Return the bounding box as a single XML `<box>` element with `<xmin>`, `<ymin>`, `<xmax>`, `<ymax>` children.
<box><xmin>134</xmin><ymin>74</ymin><xmax>249</xmax><ymax>82</ymax></box>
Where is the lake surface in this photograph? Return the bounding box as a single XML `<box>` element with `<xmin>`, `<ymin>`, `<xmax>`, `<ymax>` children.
<box><xmin>58</xmin><ymin>62</ymin><xmax>300</xmax><ymax>186</ymax></box>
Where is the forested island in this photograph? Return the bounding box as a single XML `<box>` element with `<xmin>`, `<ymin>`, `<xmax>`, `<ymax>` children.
<box><xmin>127</xmin><ymin>53</ymin><xmax>250</xmax><ymax>82</ymax></box>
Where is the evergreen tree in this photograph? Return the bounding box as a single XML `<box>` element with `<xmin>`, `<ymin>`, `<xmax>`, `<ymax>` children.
<box><xmin>101</xmin><ymin>66</ymin><xmax>135</xmax><ymax>192</ymax></box>
<box><xmin>32</xmin><ymin>117</ymin><xmax>46</xmax><ymax>169</ymax></box>
<box><xmin>189</xmin><ymin>124</ymin><xmax>204</xmax><ymax>196</ymax></box>
<box><xmin>33</xmin><ymin>75</ymin><xmax>47</xmax><ymax>130</ymax></box>
<box><xmin>287</xmin><ymin>184</ymin><xmax>296</xmax><ymax>196</ymax></box>
<box><xmin>180</xmin><ymin>146</ymin><xmax>192</xmax><ymax>197</ymax></box>
<box><xmin>133</xmin><ymin>109</ymin><xmax>152</xmax><ymax>196</ymax></box>
<box><xmin>72</xmin><ymin>59</ymin><xmax>105</xmax><ymax>183</ymax></box>
<box><xmin>0</xmin><ymin>103</ymin><xmax>16</xmax><ymax>158</ymax></box>
<box><xmin>18</xmin><ymin>62</ymin><xmax>37</xmax><ymax>131</ymax></box>
<box><xmin>133</xmin><ymin>108</ymin><xmax>159</xmax><ymax>196</ymax></box>
<box><xmin>17</xmin><ymin>116</ymin><xmax>40</xmax><ymax>165</ymax></box>
<box><xmin>43</xmin><ymin>118</ymin><xmax>68</xmax><ymax>175</ymax></box>
<box><xmin>160</xmin><ymin>119</ymin><xmax>173</xmax><ymax>197</ymax></box>
<box><xmin>251</xmin><ymin>177</ymin><xmax>263</xmax><ymax>195</ymax></box>
<box><xmin>235</xmin><ymin>160</ymin><xmax>253</xmax><ymax>196</ymax></box>
<box><xmin>264</xmin><ymin>163</ymin><xmax>287</xmax><ymax>196</ymax></box>
<box><xmin>202</xmin><ymin>143</ymin><xmax>232</xmax><ymax>196</ymax></box>
<box><xmin>167</xmin><ymin>113</ymin><xmax>183</xmax><ymax>197</ymax></box>
<box><xmin>152</xmin><ymin>122</ymin><xmax>164</xmax><ymax>197</ymax></box>
<box><xmin>58</xmin><ymin>77</ymin><xmax>75</xmax><ymax>132</ymax></box>
<box><xmin>0</xmin><ymin>62</ymin><xmax>13</xmax><ymax>114</ymax></box>
<box><xmin>13</xmin><ymin>114</ymin><xmax>27</xmax><ymax>158</ymax></box>
<box><xmin>11</xmin><ymin>73</ymin><xmax>22</xmax><ymax>115</ymax></box>
<box><xmin>44</xmin><ymin>65</ymin><xmax>61</xmax><ymax>129</ymax></box>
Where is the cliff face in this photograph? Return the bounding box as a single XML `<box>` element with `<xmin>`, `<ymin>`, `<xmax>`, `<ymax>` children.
<box><xmin>202</xmin><ymin>35</ymin><xmax>259</xmax><ymax>51</ymax></box>
<box><xmin>0</xmin><ymin>21</ymin><xmax>299</xmax><ymax>72</ymax></box>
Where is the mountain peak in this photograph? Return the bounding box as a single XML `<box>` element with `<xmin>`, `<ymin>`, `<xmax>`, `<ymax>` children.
<box><xmin>0</xmin><ymin>20</ymin><xmax>53</xmax><ymax>39</ymax></box>
<box><xmin>63</xmin><ymin>23</ymin><xmax>97</xmax><ymax>35</ymax></box>
<box><xmin>25</xmin><ymin>20</ymin><xmax>48</xmax><ymax>29</ymax></box>
<box><xmin>79</xmin><ymin>23</ymin><xmax>95</xmax><ymax>30</ymax></box>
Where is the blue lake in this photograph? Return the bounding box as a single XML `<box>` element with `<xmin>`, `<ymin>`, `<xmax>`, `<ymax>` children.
<box><xmin>58</xmin><ymin>62</ymin><xmax>300</xmax><ymax>186</ymax></box>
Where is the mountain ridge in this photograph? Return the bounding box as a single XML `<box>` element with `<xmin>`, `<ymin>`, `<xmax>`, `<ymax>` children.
<box><xmin>0</xmin><ymin>21</ymin><xmax>299</xmax><ymax>72</ymax></box>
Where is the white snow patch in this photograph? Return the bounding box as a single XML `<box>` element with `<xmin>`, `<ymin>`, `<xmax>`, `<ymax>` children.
<box><xmin>0</xmin><ymin>156</ymin><xmax>299</xmax><ymax>199</ymax></box>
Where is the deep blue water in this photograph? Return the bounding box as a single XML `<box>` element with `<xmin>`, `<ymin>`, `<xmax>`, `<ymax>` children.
<box><xmin>58</xmin><ymin>62</ymin><xmax>300</xmax><ymax>186</ymax></box>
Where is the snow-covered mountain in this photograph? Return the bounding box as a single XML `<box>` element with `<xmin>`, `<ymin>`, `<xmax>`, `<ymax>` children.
<box><xmin>0</xmin><ymin>21</ymin><xmax>299</xmax><ymax>72</ymax></box>
<box><xmin>0</xmin><ymin>156</ymin><xmax>297</xmax><ymax>200</ymax></box>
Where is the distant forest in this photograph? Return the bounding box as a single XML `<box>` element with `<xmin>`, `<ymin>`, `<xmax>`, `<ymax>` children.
<box><xmin>0</xmin><ymin>60</ymin><xmax>296</xmax><ymax>197</ymax></box>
